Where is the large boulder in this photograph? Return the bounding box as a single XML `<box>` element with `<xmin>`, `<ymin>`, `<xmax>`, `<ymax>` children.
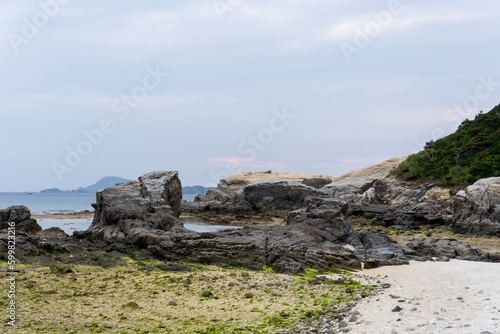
<box><xmin>243</xmin><ymin>180</ymin><xmax>329</xmax><ymax>211</ymax></box>
<box><xmin>406</xmin><ymin>237</ymin><xmax>492</xmax><ymax>261</ymax></box>
<box><xmin>83</xmin><ymin>171</ymin><xmax>183</xmax><ymax>243</ymax></box>
<box><xmin>451</xmin><ymin>177</ymin><xmax>500</xmax><ymax>236</ymax></box>
<box><xmin>0</xmin><ymin>205</ymin><xmax>41</xmax><ymax>235</ymax></box>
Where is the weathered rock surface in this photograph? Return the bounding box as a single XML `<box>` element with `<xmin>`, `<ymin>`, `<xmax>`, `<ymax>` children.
<box><xmin>219</xmin><ymin>171</ymin><xmax>332</xmax><ymax>190</ymax></box>
<box><xmin>406</xmin><ymin>237</ymin><xmax>493</xmax><ymax>261</ymax></box>
<box><xmin>184</xmin><ymin>179</ymin><xmax>330</xmax><ymax>214</ymax></box>
<box><xmin>82</xmin><ymin>171</ymin><xmax>183</xmax><ymax>243</ymax></box>
<box><xmin>0</xmin><ymin>205</ymin><xmax>42</xmax><ymax>234</ymax></box>
<box><xmin>187</xmin><ymin>157</ymin><xmax>499</xmax><ymax>236</ymax></box>
<box><xmin>325</xmin><ymin>159</ymin><xmax>500</xmax><ymax>236</ymax></box>
<box><xmin>244</xmin><ymin>180</ymin><xmax>329</xmax><ymax>211</ymax></box>
<box><xmin>452</xmin><ymin>177</ymin><xmax>500</xmax><ymax>236</ymax></box>
<box><xmin>79</xmin><ymin>171</ymin><xmax>420</xmax><ymax>272</ymax></box>
<box><xmin>325</xmin><ymin>157</ymin><xmax>407</xmax><ymax>190</ymax></box>
<box><xmin>77</xmin><ymin>171</ymin><xmax>499</xmax><ymax>274</ymax></box>
<box><xmin>36</xmin><ymin>227</ymin><xmax>68</xmax><ymax>239</ymax></box>
<box><xmin>319</xmin><ymin>158</ymin><xmax>453</xmax><ymax>227</ymax></box>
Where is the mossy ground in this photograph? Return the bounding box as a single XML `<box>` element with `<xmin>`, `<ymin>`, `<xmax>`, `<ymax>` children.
<box><xmin>0</xmin><ymin>258</ymin><xmax>371</xmax><ymax>334</ymax></box>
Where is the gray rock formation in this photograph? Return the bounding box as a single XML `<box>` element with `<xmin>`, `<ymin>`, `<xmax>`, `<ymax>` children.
<box><xmin>80</xmin><ymin>171</ymin><xmax>420</xmax><ymax>272</ymax></box>
<box><xmin>406</xmin><ymin>237</ymin><xmax>492</xmax><ymax>261</ymax></box>
<box><xmin>0</xmin><ymin>205</ymin><xmax>41</xmax><ymax>234</ymax></box>
<box><xmin>78</xmin><ymin>170</ymin><xmax>499</xmax><ymax>274</ymax></box>
<box><xmin>84</xmin><ymin>171</ymin><xmax>182</xmax><ymax>243</ymax></box>
<box><xmin>244</xmin><ymin>180</ymin><xmax>329</xmax><ymax>211</ymax></box>
<box><xmin>184</xmin><ymin>175</ymin><xmax>331</xmax><ymax>214</ymax></box>
<box><xmin>452</xmin><ymin>177</ymin><xmax>500</xmax><ymax>236</ymax></box>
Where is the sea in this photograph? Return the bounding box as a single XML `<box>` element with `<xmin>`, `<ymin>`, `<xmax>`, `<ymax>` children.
<box><xmin>0</xmin><ymin>192</ymin><xmax>240</xmax><ymax>234</ymax></box>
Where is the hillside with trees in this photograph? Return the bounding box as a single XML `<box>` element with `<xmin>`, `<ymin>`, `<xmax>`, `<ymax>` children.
<box><xmin>394</xmin><ymin>104</ymin><xmax>500</xmax><ymax>187</ymax></box>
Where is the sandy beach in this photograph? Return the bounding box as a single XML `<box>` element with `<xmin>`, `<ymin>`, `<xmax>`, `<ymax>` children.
<box><xmin>348</xmin><ymin>260</ymin><xmax>500</xmax><ymax>334</ymax></box>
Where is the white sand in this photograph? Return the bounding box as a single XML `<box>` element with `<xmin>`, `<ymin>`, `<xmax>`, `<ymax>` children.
<box><xmin>349</xmin><ymin>260</ymin><xmax>500</xmax><ymax>334</ymax></box>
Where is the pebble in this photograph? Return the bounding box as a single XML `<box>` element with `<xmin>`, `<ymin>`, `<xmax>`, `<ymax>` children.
<box><xmin>339</xmin><ymin>320</ymin><xmax>348</xmax><ymax>328</ymax></box>
<box><xmin>392</xmin><ymin>306</ymin><xmax>403</xmax><ymax>312</ymax></box>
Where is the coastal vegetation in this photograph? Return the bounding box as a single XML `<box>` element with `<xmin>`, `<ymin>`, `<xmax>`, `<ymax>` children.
<box><xmin>394</xmin><ymin>105</ymin><xmax>500</xmax><ymax>187</ymax></box>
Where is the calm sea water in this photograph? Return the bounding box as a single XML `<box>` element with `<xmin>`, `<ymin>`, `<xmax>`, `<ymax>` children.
<box><xmin>39</xmin><ymin>217</ymin><xmax>242</xmax><ymax>235</ymax></box>
<box><xmin>0</xmin><ymin>192</ymin><xmax>234</xmax><ymax>234</ymax></box>
<box><xmin>0</xmin><ymin>192</ymin><xmax>197</xmax><ymax>215</ymax></box>
<box><xmin>0</xmin><ymin>192</ymin><xmax>96</xmax><ymax>215</ymax></box>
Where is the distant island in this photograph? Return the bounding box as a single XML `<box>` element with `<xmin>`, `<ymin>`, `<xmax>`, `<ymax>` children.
<box><xmin>40</xmin><ymin>176</ymin><xmax>131</xmax><ymax>194</ymax></box>
<box><xmin>41</xmin><ymin>177</ymin><xmax>214</xmax><ymax>195</ymax></box>
<box><xmin>182</xmin><ymin>185</ymin><xmax>214</xmax><ymax>195</ymax></box>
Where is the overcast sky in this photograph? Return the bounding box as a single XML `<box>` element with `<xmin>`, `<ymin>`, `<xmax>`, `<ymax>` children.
<box><xmin>1</xmin><ymin>0</ymin><xmax>500</xmax><ymax>192</ymax></box>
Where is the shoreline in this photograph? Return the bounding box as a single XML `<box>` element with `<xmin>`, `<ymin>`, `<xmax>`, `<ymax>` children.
<box><xmin>32</xmin><ymin>211</ymin><xmax>95</xmax><ymax>219</ymax></box>
<box><xmin>346</xmin><ymin>259</ymin><xmax>500</xmax><ymax>333</ymax></box>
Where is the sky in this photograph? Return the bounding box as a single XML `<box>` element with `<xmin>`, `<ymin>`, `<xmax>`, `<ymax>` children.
<box><xmin>1</xmin><ymin>0</ymin><xmax>500</xmax><ymax>192</ymax></box>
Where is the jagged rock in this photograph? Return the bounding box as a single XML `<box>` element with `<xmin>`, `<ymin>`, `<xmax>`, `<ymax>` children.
<box><xmin>184</xmin><ymin>173</ymin><xmax>332</xmax><ymax>214</ymax></box>
<box><xmin>80</xmin><ymin>171</ymin><xmax>423</xmax><ymax>273</ymax></box>
<box><xmin>0</xmin><ymin>205</ymin><xmax>31</xmax><ymax>222</ymax></box>
<box><xmin>187</xmin><ymin>188</ymin><xmax>253</xmax><ymax>213</ymax></box>
<box><xmin>243</xmin><ymin>180</ymin><xmax>329</xmax><ymax>211</ymax></box>
<box><xmin>0</xmin><ymin>230</ymin><xmax>41</xmax><ymax>261</ymax></box>
<box><xmin>80</xmin><ymin>171</ymin><xmax>183</xmax><ymax>243</ymax></box>
<box><xmin>0</xmin><ymin>205</ymin><xmax>42</xmax><ymax>235</ymax></box>
<box><xmin>451</xmin><ymin>177</ymin><xmax>500</xmax><ymax>236</ymax></box>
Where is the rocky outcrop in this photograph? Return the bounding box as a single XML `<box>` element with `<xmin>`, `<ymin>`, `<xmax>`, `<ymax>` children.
<box><xmin>322</xmin><ymin>159</ymin><xmax>453</xmax><ymax>227</ymax></box>
<box><xmin>326</xmin><ymin>157</ymin><xmax>407</xmax><ymax>191</ymax></box>
<box><xmin>219</xmin><ymin>171</ymin><xmax>332</xmax><ymax>190</ymax></box>
<box><xmin>79</xmin><ymin>171</ymin><xmax>425</xmax><ymax>272</ymax></box>
<box><xmin>244</xmin><ymin>181</ymin><xmax>329</xmax><ymax>211</ymax></box>
<box><xmin>406</xmin><ymin>237</ymin><xmax>493</xmax><ymax>261</ymax></box>
<box><xmin>0</xmin><ymin>205</ymin><xmax>42</xmax><ymax>234</ymax></box>
<box><xmin>188</xmin><ymin>156</ymin><xmax>500</xmax><ymax>235</ymax></box>
<box><xmin>324</xmin><ymin>158</ymin><xmax>500</xmax><ymax>236</ymax></box>
<box><xmin>83</xmin><ymin>171</ymin><xmax>183</xmax><ymax>243</ymax></box>
<box><xmin>452</xmin><ymin>177</ymin><xmax>500</xmax><ymax>236</ymax></box>
<box><xmin>78</xmin><ymin>171</ymin><xmax>499</xmax><ymax>274</ymax></box>
<box><xmin>184</xmin><ymin>171</ymin><xmax>333</xmax><ymax>214</ymax></box>
<box><xmin>185</xmin><ymin>179</ymin><xmax>330</xmax><ymax>214</ymax></box>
